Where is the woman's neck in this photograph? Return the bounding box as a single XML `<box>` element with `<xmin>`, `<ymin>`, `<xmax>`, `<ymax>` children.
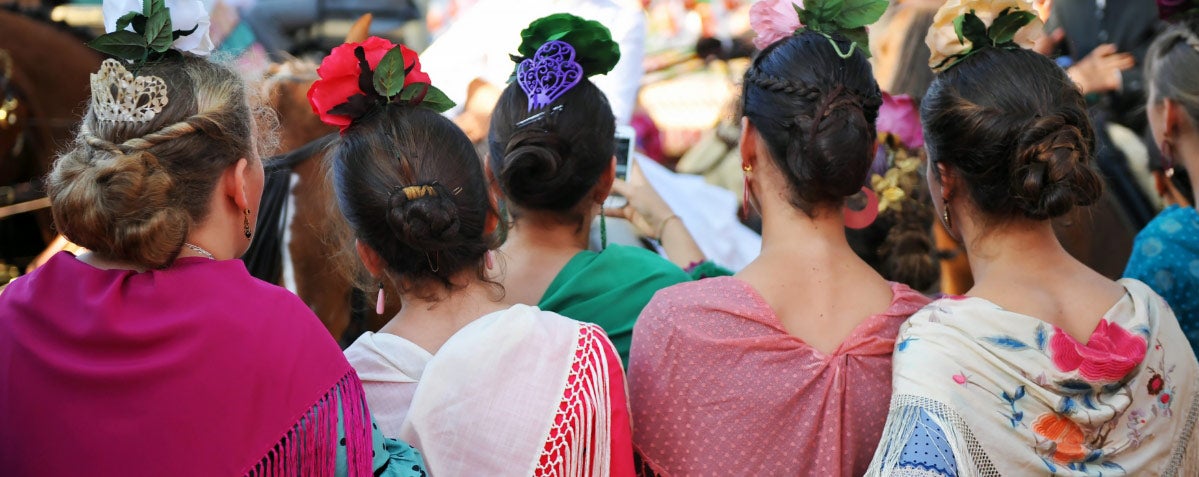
<box><xmin>961</xmin><ymin>219</ymin><xmax>1074</xmax><ymax>289</ymax></box>
<box><xmin>380</xmin><ymin>275</ymin><xmax>508</xmax><ymax>354</ymax></box>
<box><xmin>752</xmin><ymin>204</ymin><xmax>860</xmax><ymax>267</ymax></box>
<box><xmin>502</xmin><ymin>213</ymin><xmax>593</xmax><ymax>254</ymax></box>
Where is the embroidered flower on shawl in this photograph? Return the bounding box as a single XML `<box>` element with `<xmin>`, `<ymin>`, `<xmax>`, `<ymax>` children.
<box><xmin>1049</xmin><ymin>320</ymin><xmax>1147</xmax><ymax>383</ymax></box>
<box><xmin>1032</xmin><ymin>412</ymin><xmax>1090</xmax><ymax>464</ymax></box>
<box><xmin>1147</xmin><ymin>373</ymin><xmax>1165</xmax><ymax>395</ymax></box>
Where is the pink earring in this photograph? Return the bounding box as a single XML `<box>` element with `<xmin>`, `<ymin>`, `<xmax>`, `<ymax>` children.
<box><xmin>485</xmin><ymin>250</ymin><xmax>494</xmax><ymax>270</ymax></box>
<box><xmin>742</xmin><ymin>164</ymin><xmax>753</xmax><ymax>217</ymax></box>
<box><xmin>843</xmin><ymin>186</ymin><xmax>880</xmax><ymax>229</ymax></box>
<box><xmin>375</xmin><ymin>282</ymin><xmax>385</xmax><ymax>315</ymax></box>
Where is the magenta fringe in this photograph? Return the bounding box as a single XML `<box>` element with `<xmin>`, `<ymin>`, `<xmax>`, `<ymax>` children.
<box><xmin>244</xmin><ymin>371</ymin><xmax>373</xmax><ymax>476</ymax></box>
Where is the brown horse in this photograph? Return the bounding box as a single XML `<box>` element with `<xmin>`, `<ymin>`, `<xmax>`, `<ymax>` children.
<box><xmin>0</xmin><ymin>9</ymin><xmax>101</xmax><ymax>268</ymax></box>
<box><xmin>252</xmin><ymin>15</ymin><xmax>397</xmax><ymax>345</ymax></box>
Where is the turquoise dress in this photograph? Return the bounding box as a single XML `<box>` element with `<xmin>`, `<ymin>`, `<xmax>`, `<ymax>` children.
<box><xmin>1124</xmin><ymin>205</ymin><xmax>1199</xmax><ymax>355</ymax></box>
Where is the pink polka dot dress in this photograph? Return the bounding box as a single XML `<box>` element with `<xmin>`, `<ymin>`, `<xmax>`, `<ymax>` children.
<box><xmin>628</xmin><ymin>277</ymin><xmax>929</xmax><ymax>476</ymax></box>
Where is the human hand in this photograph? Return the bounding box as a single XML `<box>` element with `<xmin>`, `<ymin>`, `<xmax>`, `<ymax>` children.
<box><xmin>1033</xmin><ymin>28</ymin><xmax>1065</xmax><ymax>56</ymax></box>
<box><xmin>603</xmin><ymin>162</ymin><xmax>677</xmax><ymax>240</ymax></box>
<box><xmin>1067</xmin><ymin>44</ymin><xmax>1134</xmax><ymax>94</ymax></box>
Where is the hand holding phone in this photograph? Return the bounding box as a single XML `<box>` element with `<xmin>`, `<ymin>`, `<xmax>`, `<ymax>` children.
<box><xmin>603</xmin><ymin>125</ymin><xmax>636</xmax><ymax>209</ymax></box>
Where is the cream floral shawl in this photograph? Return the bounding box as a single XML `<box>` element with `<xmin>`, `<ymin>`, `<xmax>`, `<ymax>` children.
<box><xmin>868</xmin><ymin>279</ymin><xmax>1199</xmax><ymax>476</ymax></box>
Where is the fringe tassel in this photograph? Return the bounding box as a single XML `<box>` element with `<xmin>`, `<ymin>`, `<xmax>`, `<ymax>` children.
<box><xmin>537</xmin><ymin>325</ymin><xmax>615</xmax><ymax>477</ymax></box>
<box><xmin>1165</xmin><ymin>392</ymin><xmax>1199</xmax><ymax>476</ymax></box>
<box><xmin>866</xmin><ymin>395</ymin><xmax>998</xmax><ymax>477</ymax></box>
<box><xmin>244</xmin><ymin>371</ymin><xmax>374</xmax><ymax>477</ymax></box>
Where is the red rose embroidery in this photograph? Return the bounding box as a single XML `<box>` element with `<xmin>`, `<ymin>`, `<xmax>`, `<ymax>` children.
<box><xmin>1147</xmin><ymin>373</ymin><xmax>1165</xmax><ymax>395</ymax></box>
<box><xmin>307</xmin><ymin>37</ymin><xmax>431</xmax><ymax>131</ymax></box>
<box><xmin>1049</xmin><ymin>319</ymin><xmax>1146</xmax><ymax>383</ymax></box>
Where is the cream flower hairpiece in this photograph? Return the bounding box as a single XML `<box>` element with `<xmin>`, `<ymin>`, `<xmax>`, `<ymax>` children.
<box><xmin>926</xmin><ymin>0</ymin><xmax>1044</xmax><ymax>73</ymax></box>
<box><xmin>101</xmin><ymin>0</ymin><xmax>213</xmax><ymax>57</ymax></box>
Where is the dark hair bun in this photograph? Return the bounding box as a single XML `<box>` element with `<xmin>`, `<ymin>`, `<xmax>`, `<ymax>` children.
<box><xmin>386</xmin><ymin>183</ymin><xmax>463</xmax><ymax>252</ymax></box>
<box><xmin>741</xmin><ymin>32</ymin><xmax>882</xmax><ymax>215</ymax></box>
<box><xmin>499</xmin><ymin>128</ymin><xmax>584</xmax><ymax>211</ymax></box>
<box><xmin>922</xmin><ymin>48</ymin><xmax>1104</xmax><ymax>222</ymax></box>
<box><xmin>1012</xmin><ymin>114</ymin><xmax>1104</xmax><ymax>219</ymax></box>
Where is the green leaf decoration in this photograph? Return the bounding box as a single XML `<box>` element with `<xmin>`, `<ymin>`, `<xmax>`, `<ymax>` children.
<box><xmin>515</xmin><ymin>13</ymin><xmax>621</xmax><ymax>77</ymax></box>
<box><xmin>835</xmin><ymin>0</ymin><xmax>887</xmax><ymax>30</ymax></box>
<box><xmin>805</xmin><ymin>0</ymin><xmax>845</xmax><ymax>32</ymax></box>
<box><xmin>144</xmin><ymin>9</ymin><xmax>174</xmax><ymax>53</ymax></box>
<box><xmin>372</xmin><ymin>48</ymin><xmax>408</xmax><ymax>99</ymax></box>
<box><xmin>988</xmin><ymin>9</ymin><xmax>1037</xmax><ymax>46</ymax></box>
<box><xmin>88</xmin><ymin>30</ymin><xmax>149</xmax><ymax>60</ymax></box>
<box><xmin>956</xmin><ymin>11</ymin><xmax>990</xmax><ymax>47</ymax></box>
<box><xmin>419</xmin><ymin>85</ymin><xmax>456</xmax><ymax>113</ymax></box>
<box><xmin>172</xmin><ymin>24</ymin><xmax>198</xmax><ymax>41</ymax></box>
<box><xmin>115</xmin><ymin>11</ymin><xmax>140</xmax><ymax>32</ymax></box>
<box><xmin>840</xmin><ymin>27</ymin><xmax>871</xmax><ymax>58</ymax></box>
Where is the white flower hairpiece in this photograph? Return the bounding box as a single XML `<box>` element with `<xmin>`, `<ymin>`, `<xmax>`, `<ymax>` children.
<box><xmin>926</xmin><ymin>0</ymin><xmax>1044</xmax><ymax>73</ymax></box>
<box><xmin>102</xmin><ymin>0</ymin><xmax>213</xmax><ymax>57</ymax></box>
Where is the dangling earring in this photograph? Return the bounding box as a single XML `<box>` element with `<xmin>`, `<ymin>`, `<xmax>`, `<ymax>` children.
<box><xmin>600</xmin><ymin>212</ymin><xmax>608</xmax><ymax>250</ymax></box>
<box><xmin>742</xmin><ymin>164</ymin><xmax>753</xmax><ymax>217</ymax></box>
<box><xmin>940</xmin><ymin>198</ymin><xmax>954</xmax><ymax>233</ymax></box>
<box><xmin>1160</xmin><ymin>140</ymin><xmax>1177</xmax><ymax>178</ymax></box>
<box><xmin>843</xmin><ymin>186</ymin><xmax>880</xmax><ymax>229</ymax></box>
<box><xmin>375</xmin><ymin>282</ymin><xmax>385</xmax><ymax>315</ymax></box>
<box><xmin>243</xmin><ymin>208</ymin><xmax>252</xmax><ymax>240</ymax></box>
<box><xmin>485</xmin><ymin>250</ymin><xmax>494</xmax><ymax>270</ymax></box>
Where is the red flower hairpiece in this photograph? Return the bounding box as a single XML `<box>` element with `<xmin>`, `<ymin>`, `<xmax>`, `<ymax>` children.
<box><xmin>307</xmin><ymin>36</ymin><xmax>453</xmax><ymax>132</ymax></box>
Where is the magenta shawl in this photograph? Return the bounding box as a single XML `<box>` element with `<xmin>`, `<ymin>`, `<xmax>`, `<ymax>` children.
<box><xmin>628</xmin><ymin>277</ymin><xmax>930</xmax><ymax>476</ymax></box>
<box><xmin>0</xmin><ymin>252</ymin><xmax>373</xmax><ymax>476</ymax></box>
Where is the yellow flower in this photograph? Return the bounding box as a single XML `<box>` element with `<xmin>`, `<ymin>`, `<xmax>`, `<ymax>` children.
<box><xmin>872</xmin><ymin>169</ymin><xmax>908</xmax><ymax>213</ymax></box>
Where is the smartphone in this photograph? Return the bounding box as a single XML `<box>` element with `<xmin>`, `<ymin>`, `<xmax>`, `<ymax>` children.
<box><xmin>604</xmin><ymin>125</ymin><xmax>636</xmax><ymax>209</ymax></box>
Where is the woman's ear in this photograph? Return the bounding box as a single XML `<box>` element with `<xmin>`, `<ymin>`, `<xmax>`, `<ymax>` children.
<box><xmin>595</xmin><ymin>156</ymin><xmax>617</xmax><ymax>203</ymax></box>
<box><xmin>225</xmin><ymin>158</ymin><xmax>252</xmax><ymax>210</ymax></box>
<box><xmin>483</xmin><ymin>155</ymin><xmax>505</xmax><ymax>200</ymax></box>
<box><xmin>936</xmin><ymin>162</ymin><xmax>958</xmax><ymax>202</ymax></box>
<box><xmin>355</xmin><ymin>239</ymin><xmax>386</xmax><ymax>279</ymax></box>
<box><xmin>739</xmin><ymin>117</ymin><xmax>756</xmax><ymax>169</ymax></box>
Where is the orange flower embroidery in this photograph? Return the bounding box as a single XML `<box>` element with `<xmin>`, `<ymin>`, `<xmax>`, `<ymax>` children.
<box><xmin>1032</xmin><ymin>413</ymin><xmax>1090</xmax><ymax>464</ymax></box>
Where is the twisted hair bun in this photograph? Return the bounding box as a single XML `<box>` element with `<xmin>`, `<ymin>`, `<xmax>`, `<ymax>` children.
<box><xmin>49</xmin><ymin>146</ymin><xmax>189</xmax><ymax>268</ymax></box>
<box><xmin>499</xmin><ymin>128</ymin><xmax>582</xmax><ymax>211</ymax></box>
<box><xmin>1011</xmin><ymin>114</ymin><xmax>1103</xmax><ymax>219</ymax></box>
<box><xmin>386</xmin><ymin>183</ymin><xmax>464</xmax><ymax>252</ymax></box>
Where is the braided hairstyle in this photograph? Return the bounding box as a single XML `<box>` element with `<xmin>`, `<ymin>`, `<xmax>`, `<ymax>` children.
<box><xmin>922</xmin><ymin>47</ymin><xmax>1103</xmax><ymax>222</ymax></box>
<box><xmin>1145</xmin><ymin>14</ymin><xmax>1199</xmax><ymax>203</ymax></box>
<box><xmin>46</xmin><ymin>54</ymin><xmax>273</xmax><ymax>269</ymax></box>
<box><xmin>741</xmin><ymin>31</ymin><xmax>883</xmax><ymax>216</ymax></box>
<box><xmin>331</xmin><ymin>104</ymin><xmax>501</xmax><ymax>297</ymax></box>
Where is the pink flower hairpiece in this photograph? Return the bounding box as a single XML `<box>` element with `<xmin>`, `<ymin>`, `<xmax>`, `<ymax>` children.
<box><xmin>749</xmin><ymin>0</ymin><xmax>804</xmax><ymax>50</ymax></box>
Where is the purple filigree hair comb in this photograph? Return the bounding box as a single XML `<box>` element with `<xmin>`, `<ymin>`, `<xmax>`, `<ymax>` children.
<box><xmin>517</xmin><ymin>40</ymin><xmax>583</xmax><ymax>112</ymax></box>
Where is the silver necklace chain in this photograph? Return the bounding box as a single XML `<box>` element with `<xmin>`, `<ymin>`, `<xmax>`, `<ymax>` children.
<box><xmin>182</xmin><ymin>242</ymin><xmax>216</xmax><ymax>260</ymax></box>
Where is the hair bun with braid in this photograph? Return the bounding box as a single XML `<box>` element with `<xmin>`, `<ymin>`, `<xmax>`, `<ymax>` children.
<box><xmin>1011</xmin><ymin>113</ymin><xmax>1103</xmax><ymax>219</ymax></box>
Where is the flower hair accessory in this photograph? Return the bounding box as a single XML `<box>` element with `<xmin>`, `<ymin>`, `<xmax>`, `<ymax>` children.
<box><xmin>748</xmin><ymin>0</ymin><xmax>888</xmax><ymax>58</ymax></box>
<box><xmin>508</xmin><ymin>13</ymin><xmax>620</xmax><ymax>117</ymax></box>
<box><xmin>93</xmin><ymin>0</ymin><xmax>213</xmax><ymax>61</ymax></box>
<box><xmin>307</xmin><ymin>36</ymin><xmax>454</xmax><ymax>133</ymax></box>
<box><xmin>926</xmin><ymin>0</ymin><xmax>1044</xmax><ymax>73</ymax></box>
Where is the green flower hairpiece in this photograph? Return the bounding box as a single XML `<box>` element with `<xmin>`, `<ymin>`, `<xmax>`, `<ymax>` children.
<box><xmin>795</xmin><ymin>0</ymin><xmax>889</xmax><ymax>59</ymax></box>
<box><xmin>510</xmin><ymin>13</ymin><xmax>621</xmax><ymax>79</ymax></box>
